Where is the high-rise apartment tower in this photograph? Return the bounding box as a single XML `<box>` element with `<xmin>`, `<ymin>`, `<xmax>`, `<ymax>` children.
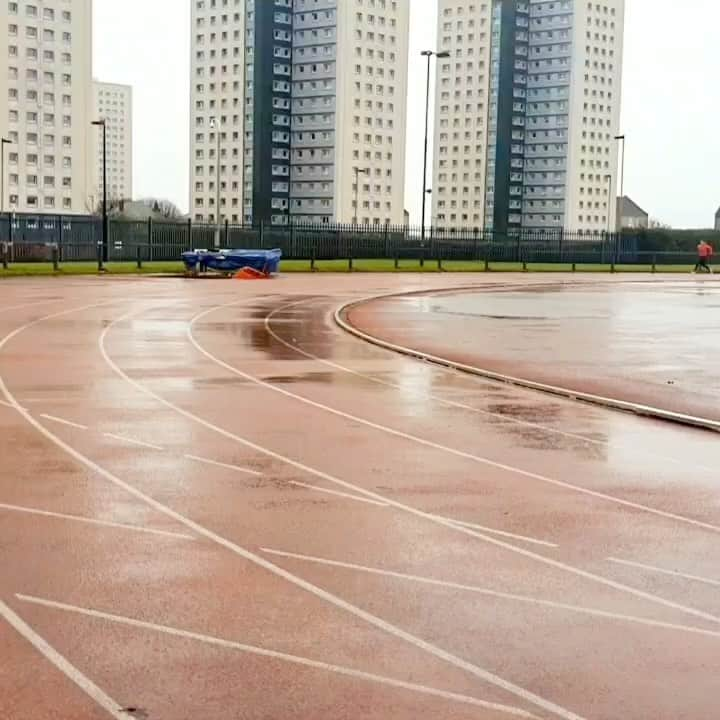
<box><xmin>432</xmin><ymin>0</ymin><xmax>625</xmax><ymax>233</ymax></box>
<box><xmin>189</xmin><ymin>0</ymin><xmax>410</xmax><ymax>226</ymax></box>
<box><xmin>1</xmin><ymin>0</ymin><xmax>93</xmax><ymax>214</ymax></box>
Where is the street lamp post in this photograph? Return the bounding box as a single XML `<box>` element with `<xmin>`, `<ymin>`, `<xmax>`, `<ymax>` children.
<box><xmin>353</xmin><ymin>167</ymin><xmax>369</xmax><ymax>225</ymax></box>
<box><xmin>91</xmin><ymin>120</ymin><xmax>108</xmax><ymax>269</ymax></box>
<box><xmin>210</xmin><ymin>118</ymin><xmax>222</xmax><ymax>247</ymax></box>
<box><xmin>614</xmin><ymin>134</ymin><xmax>625</xmax><ymax>231</ymax></box>
<box><xmin>420</xmin><ymin>50</ymin><xmax>450</xmax><ymax>248</ymax></box>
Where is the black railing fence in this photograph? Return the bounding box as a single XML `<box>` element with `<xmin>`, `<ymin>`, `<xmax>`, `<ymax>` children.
<box><xmin>0</xmin><ymin>212</ymin><xmax>712</xmax><ymax>269</ymax></box>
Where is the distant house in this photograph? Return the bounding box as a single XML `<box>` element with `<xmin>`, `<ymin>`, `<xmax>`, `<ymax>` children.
<box><xmin>715</xmin><ymin>207</ymin><xmax>720</xmax><ymax>232</ymax></box>
<box><xmin>618</xmin><ymin>196</ymin><xmax>649</xmax><ymax>230</ymax></box>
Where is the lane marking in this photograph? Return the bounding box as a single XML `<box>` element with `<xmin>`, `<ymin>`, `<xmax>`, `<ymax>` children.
<box><xmin>193</xmin><ymin>302</ymin><xmax>720</xmax><ymax>537</ymax></box>
<box><xmin>0</xmin><ymin>398</ymin><xmax>25</xmax><ymax>410</ymax></box>
<box><xmin>0</xmin><ymin>307</ymin><xmax>580</xmax><ymax>720</ymax></box>
<box><xmin>608</xmin><ymin>558</ymin><xmax>720</xmax><ymax>588</ymax></box>
<box><xmin>435</xmin><ymin>517</ymin><xmax>558</xmax><ymax>549</ymax></box>
<box><xmin>0</xmin><ymin>599</ymin><xmax>128</xmax><ymax>720</ymax></box>
<box><xmin>102</xmin><ymin>306</ymin><xmax>720</xmax><ymax>635</ymax></box>
<box><xmin>40</xmin><ymin>414</ymin><xmax>89</xmax><ymax>431</ymax></box>
<box><xmin>272</xmin><ymin>297</ymin><xmax>720</xmax><ymax>475</ymax></box>
<box><xmin>184</xmin><ymin>453</ymin><xmax>262</xmax><ymax>477</ymax></box>
<box><xmin>104</xmin><ymin>433</ymin><xmax>164</xmax><ymax>451</ymax></box>
<box><xmin>0</xmin><ymin>503</ymin><xmax>195</xmax><ymax>541</ymax></box>
<box><xmin>264</xmin><ymin>298</ymin><xmax>612</xmax><ymax>448</ymax></box>
<box><xmin>15</xmin><ymin>595</ymin><xmax>537</xmax><ymax>719</ymax></box>
<box><xmin>288</xmin><ymin>480</ymin><xmax>389</xmax><ymax>507</ymax></box>
<box><xmin>260</xmin><ymin>548</ymin><xmax>720</xmax><ymax>640</ymax></box>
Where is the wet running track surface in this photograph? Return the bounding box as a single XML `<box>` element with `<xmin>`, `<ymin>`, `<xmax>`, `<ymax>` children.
<box><xmin>0</xmin><ymin>274</ymin><xmax>718</xmax><ymax>720</ymax></box>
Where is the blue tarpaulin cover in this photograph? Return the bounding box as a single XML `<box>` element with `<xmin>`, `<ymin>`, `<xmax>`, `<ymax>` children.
<box><xmin>182</xmin><ymin>249</ymin><xmax>282</xmax><ymax>274</ymax></box>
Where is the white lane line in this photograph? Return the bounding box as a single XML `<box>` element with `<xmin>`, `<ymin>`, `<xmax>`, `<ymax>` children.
<box><xmin>15</xmin><ymin>594</ymin><xmax>537</xmax><ymax>720</ymax></box>
<box><xmin>104</xmin><ymin>306</ymin><xmax>720</xmax><ymax>635</ymax></box>
<box><xmin>195</xmin><ymin>302</ymin><xmax>720</xmax><ymax>537</ymax></box>
<box><xmin>0</xmin><ymin>503</ymin><xmax>195</xmax><ymax>541</ymax></box>
<box><xmin>0</xmin><ymin>599</ymin><xmax>128</xmax><ymax>720</ymax></box>
<box><xmin>435</xmin><ymin>517</ymin><xmax>558</xmax><ymax>549</ymax></box>
<box><xmin>289</xmin><ymin>480</ymin><xmax>389</xmax><ymax>507</ymax></box>
<box><xmin>104</xmin><ymin>433</ymin><xmax>164</xmax><ymax>451</ymax></box>
<box><xmin>184</xmin><ymin>453</ymin><xmax>262</xmax><ymax>477</ymax></box>
<box><xmin>260</xmin><ymin>548</ymin><xmax>720</xmax><ymax>640</ymax></box>
<box><xmin>6</xmin><ymin>311</ymin><xmax>582</xmax><ymax>720</ymax></box>
<box><xmin>269</xmin><ymin>297</ymin><xmax>719</xmax><ymax>473</ymax></box>
<box><xmin>40</xmin><ymin>414</ymin><xmax>89</xmax><ymax>431</ymax></box>
<box><xmin>608</xmin><ymin>558</ymin><xmax>720</xmax><ymax>588</ymax></box>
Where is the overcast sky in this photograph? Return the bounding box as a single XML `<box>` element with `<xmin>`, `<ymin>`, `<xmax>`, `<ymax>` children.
<box><xmin>92</xmin><ymin>0</ymin><xmax>720</xmax><ymax>228</ymax></box>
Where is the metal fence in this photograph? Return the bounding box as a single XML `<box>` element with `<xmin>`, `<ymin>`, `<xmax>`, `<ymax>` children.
<box><xmin>0</xmin><ymin>212</ymin><xmax>703</xmax><ymax>269</ymax></box>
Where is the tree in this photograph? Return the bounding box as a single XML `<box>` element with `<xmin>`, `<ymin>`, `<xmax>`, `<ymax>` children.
<box><xmin>648</xmin><ymin>218</ymin><xmax>672</xmax><ymax>230</ymax></box>
<box><xmin>85</xmin><ymin>194</ymin><xmax>123</xmax><ymax>216</ymax></box>
<box><xmin>137</xmin><ymin>198</ymin><xmax>183</xmax><ymax>220</ymax></box>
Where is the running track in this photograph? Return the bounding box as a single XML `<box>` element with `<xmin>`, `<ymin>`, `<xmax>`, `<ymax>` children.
<box><xmin>0</xmin><ymin>274</ymin><xmax>718</xmax><ymax>720</ymax></box>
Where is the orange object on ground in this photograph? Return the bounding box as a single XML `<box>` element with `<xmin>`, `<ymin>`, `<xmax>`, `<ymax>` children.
<box><xmin>234</xmin><ymin>266</ymin><xmax>270</xmax><ymax>280</ymax></box>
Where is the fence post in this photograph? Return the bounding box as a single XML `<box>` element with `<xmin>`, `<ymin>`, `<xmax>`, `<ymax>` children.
<box><xmin>224</xmin><ymin>219</ymin><xmax>229</xmax><ymax>248</ymax></box>
<box><xmin>147</xmin><ymin>217</ymin><xmax>153</xmax><ymax>262</ymax></box>
<box><xmin>187</xmin><ymin>217</ymin><xmax>193</xmax><ymax>250</ymax></box>
<box><xmin>57</xmin><ymin>214</ymin><xmax>63</xmax><ymax>263</ymax></box>
<box><xmin>1</xmin><ymin>241</ymin><xmax>6</xmax><ymax>270</ymax></box>
<box><xmin>348</xmin><ymin>230</ymin><xmax>353</xmax><ymax>272</ymax></box>
<box><xmin>558</xmin><ymin>229</ymin><xmax>563</xmax><ymax>263</ymax></box>
<box><xmin>652</xmin><ymin>254</ymin><xmax>656</xmax><ymax>274</ymax></box>
<box><xmin>310</xmin><ymin>244</ymin><xmax>316</xmax><ymax>272</ymax></box>
<box><xmin>572</xmin><ymin>262</ymin><xmax>576</xmax><ymax>272</ymax></box>
<box><xmin>394</xmin><ymin>252</ymin><xmax>399</xmax><ymax>270</ymax></box>
<box><xmin>8</xmin><ymin>212</ymin><xmax>14</xmax><ymax>265</ymax></box>
<box><xmin>384</xmin><ymin>222</ymin><xmax>390</xmax><ymax>259</ymax></box>
<box><xmin>484</xmin><ymin>258</ymin><xmax>490</xmax><ymax>272</ymax></box>
<box><xmin>136</xmin><ymin>244</ymin><xmax>143</xmax><ymax>270</ymax></box>
<box><xmin>51</xmin><ymin>244</ymin><xmax>59</xmax><ymax>271</ymax></box>
<box><xmin>259</xmin><ymin>219</ymin><xmax>264</xmax><ymax>249</ymax></box>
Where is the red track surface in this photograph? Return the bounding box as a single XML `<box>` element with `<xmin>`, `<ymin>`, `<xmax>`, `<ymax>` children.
<box><xmin>1</xmin><ymin>274</ymin><xmax>718</xmax><ymax>720</ymax></box>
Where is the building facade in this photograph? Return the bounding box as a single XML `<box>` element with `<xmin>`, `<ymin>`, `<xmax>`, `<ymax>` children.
<box><xmin>92</xmin><ymin>81</ymin><xmax>133</xmax><ymax>207</ymax></box>
<box><xmin>189</xmin><ymin>0</ymin><xmax>410</xmax><ymax>226</ymax></box>
<box><xmin>1</xmin><ymin>0</ymin><xmax>93</xmax><ymax>214</ymax></box>
<box><xmin>433</xmin><ymin>0</ymin><xmax>625</xmax><ymax>233</ymax></box>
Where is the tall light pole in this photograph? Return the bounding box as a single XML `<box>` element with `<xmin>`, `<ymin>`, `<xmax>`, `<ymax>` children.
<box><xmin>210</xmin><ymin>117</ymin><xmax>222</xmax><ymax>246</ymax></box>
<box><xmin>1</xmin><ymin>138</ymin><xmax>10</xmax><ymax>215</ymax></box>
<box><xmin>91</xmin><ymin>120</ymin><xmax>108</xmax><ymax>268</ymax></box>
<box><xmin>420</xmin><ymin>50</ymin><xmax>450</xmax><ymax>247</ymax></box>
<box><xmin>614</xmin><ymin>134</ymin><xmax>625</xmax><ymax>231</ymax></box>
<box><xmin>614</xmin><ymin>134</ymin><xmax>626</xmax><ymax>199</ymax></box>
<box><xmin>353</xmin><ymin>167</ymin><xmax>369</xmax><ymax>225</ymax></box>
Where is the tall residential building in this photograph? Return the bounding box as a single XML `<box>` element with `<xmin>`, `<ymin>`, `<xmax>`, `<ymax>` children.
<box><xmin>1</xmin><ymin>0</ymin><xmax>93</xmax><ymax>214</ymax></box>
<box><xmin>92</xmin><ymin>80</ymin><xmax>133</xmax><ymax>206</ymax></box>
<box><xmin>189</xmin><ymin>0</ymin><xmax>410</xmax><ymax>227</ymax></box>
<box><xmin>432</xmin><ymin>0</ymin><xmax>625</xmax><ymax>233</ymax></box>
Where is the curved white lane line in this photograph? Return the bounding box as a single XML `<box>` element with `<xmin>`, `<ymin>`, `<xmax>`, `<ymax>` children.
<box><xmin>185</xmin><ymin>453</ymin><xmax>262</xmax><ymax>477</ymax></box>
<box><xmin>264</xmin><ymin>296</ymin><xmax>612</xmax><ymax>448</ymax></box>
<box><xmin>193</xmin><ymin>302</ymin><xmax>720</xmax><ymax>538</ymax></box>
<box><xmin>104</xmin><ymin>303</ymin><xmax>720</xmax><ymax>634</ymax></box>
<box><xmin>266</xmin><ymin>296</ymin><xmax>719</xmax><ymax>477</ymax></box>
<box><xmin>95</xmin><ymin>305</ymin><xmax>587</xmax><ymax>720</ymax></box>
<box><xmin>0</xmin><ymin>598</ymin><xmax>127</xmax><ymax>719</ymax></box>
<box><xmin>16</xmin><ymin>594</ymin><xmax>538</xmax><ymax>720</ymax></box>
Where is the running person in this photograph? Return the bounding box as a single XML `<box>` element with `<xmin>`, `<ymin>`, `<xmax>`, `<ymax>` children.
<box><xmin>693</xmin><ymin>241</ymin><xmax>714</xmax><ymax>273</ymax></box>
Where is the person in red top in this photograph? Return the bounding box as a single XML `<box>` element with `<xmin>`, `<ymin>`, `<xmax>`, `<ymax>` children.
<box><xmin>693</xmin><ymin>240</ymin><xmax>714</xmax><ymax>273</ymax></box>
